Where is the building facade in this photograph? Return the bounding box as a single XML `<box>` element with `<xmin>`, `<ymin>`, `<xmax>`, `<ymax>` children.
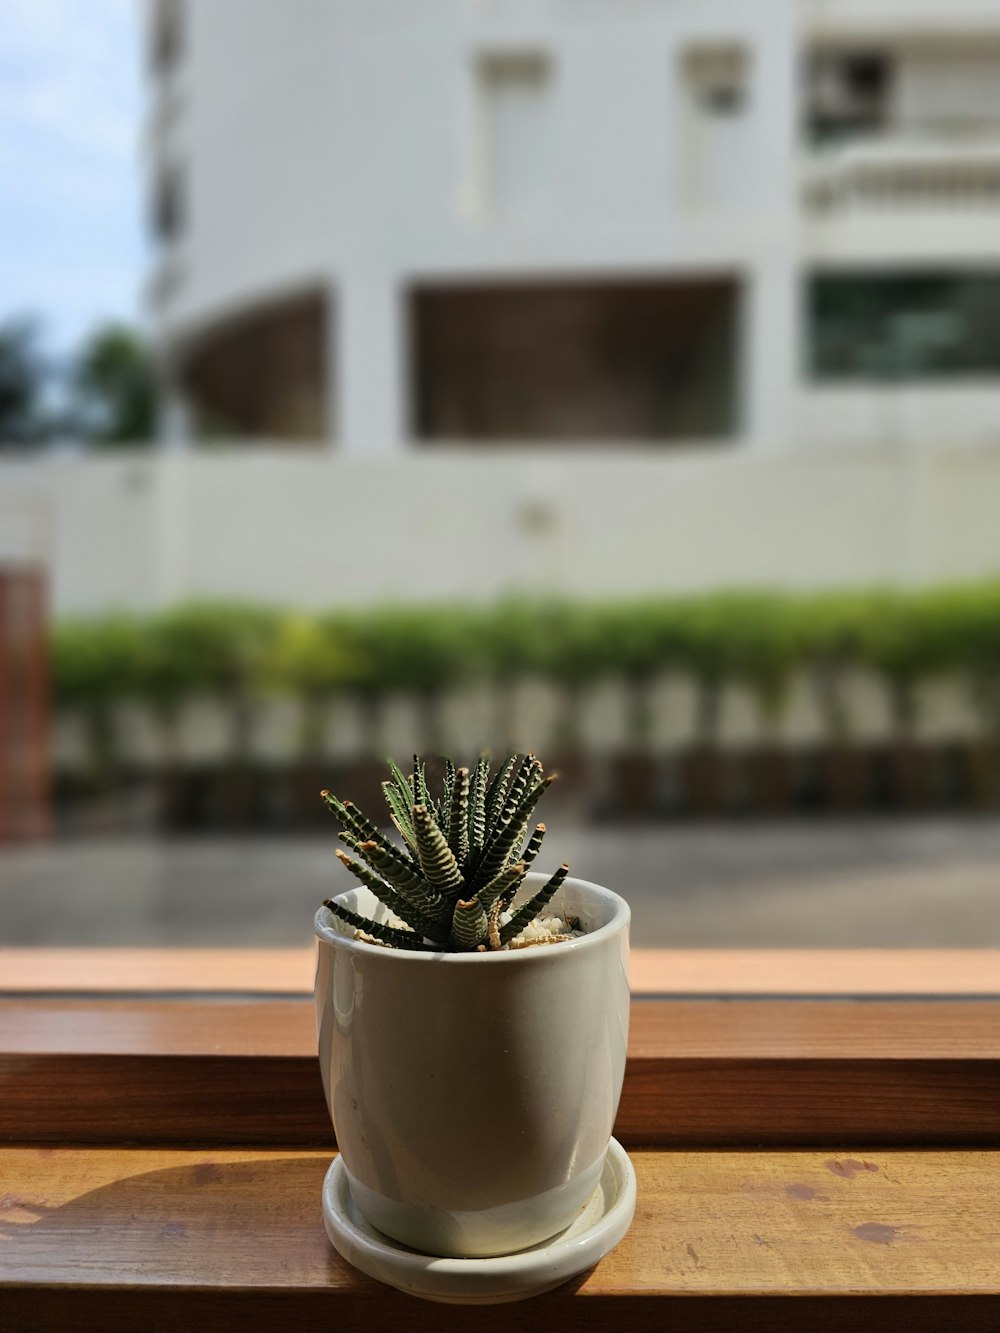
<box><xmin>145</xmin><ymin>0</ymin><xmax>1000</xmax><ymax>454</ymax></box>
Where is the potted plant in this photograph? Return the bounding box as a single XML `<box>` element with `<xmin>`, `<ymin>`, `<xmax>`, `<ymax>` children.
<box><xmin>313</xmin><ymin>751</ymin><xmax>633</xmax><ymax>1300</ymax></box>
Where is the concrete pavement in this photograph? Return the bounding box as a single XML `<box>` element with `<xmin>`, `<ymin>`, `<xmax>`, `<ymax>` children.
<box><xmin>1</xmin><ymin>818</ymin><xmax>998</xmax><ymax>949</ymax></box>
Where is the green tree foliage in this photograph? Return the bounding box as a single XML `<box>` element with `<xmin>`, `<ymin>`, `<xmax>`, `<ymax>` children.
<box><xmin>139</xmin><ymin>604</ymin><xmax>283</xmax><ymax>759</ymax></box>
<box><xmin>266</xmin><ymin>615</ymin><xmax>367</xmax><ymax>757</ymax></box>
<box><xmin>0</xmin><ymin>316</ymin><xmax>48</xmax><ymax>446</ymax></box>
<box><xmin>50</xmin><ymin>617</ymin><xmax>148</xmax><ymax>774</ymax></box>
<box><xmin>72</xmin><ymin>324</ymin><xmax>157</xmax><ymax>445</ymax></box>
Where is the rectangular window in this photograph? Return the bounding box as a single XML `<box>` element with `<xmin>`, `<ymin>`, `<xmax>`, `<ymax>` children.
<box><xmin>476</xmin><ymin>52</ymin><xmax>553</xmax><ymax>219</ymax></box>
<box><xmin>806</xmin><ymin>50</ymin><xmax>892</xmax><ymax>147</ymax></box>
<box><xmin>807</xmin><ymin>45</ymin><xmax>1000</xmax><ymax>148</ymax></box>
<box><xmin>411</xmin><ymin>278</ymin><xmax>740</xmax><ymax>440</ymax></box>
<box><xmin>895</xmin><ymin>48</ymin><xmax>1000</xmax><ymax>137</ymax></box>
<box><xmin>808</xmin><ymin>270</ymin><xmax>1000</xmax><ymax>379</ymax></box>
<box><xmin>684</xmin><ymin>45</ymin><xmax>750</xmax><ymax>117</ymax></box>
<box><xmin>678</xmin><ymin>44</ymin><xmax>752</xmax><ymax>212</ymax></box>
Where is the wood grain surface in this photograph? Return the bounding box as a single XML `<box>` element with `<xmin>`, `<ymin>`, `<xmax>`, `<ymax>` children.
<box><xmin>3</xmin><ymin>946</ymin><xmax>999</xmax><ymax>994</ymax></box>
<box><xmin>6</xmin><ymin>995</ymin><xmax>1000</xmax><ymax>1057</ymax></box>
<box><xmin>2</xmin><ymin>998</ymin><xmax>999</xmax><ymax>1148</ymax></box>
<box><xmin>2</xmin><ymin>1148</ymin><xmax>998</xmax><ymax>1331</ymax></box>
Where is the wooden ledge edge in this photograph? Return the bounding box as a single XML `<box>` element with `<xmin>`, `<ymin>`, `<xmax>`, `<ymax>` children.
<box><xmin>2</xmin><ymin>948</ymin><xmax>998</xmax><ymax>997</ymax></box>
<box><xmin>1</xmin><ymin>997</ymin><xmax>1000</xmax><ymax>1148</ymax></box>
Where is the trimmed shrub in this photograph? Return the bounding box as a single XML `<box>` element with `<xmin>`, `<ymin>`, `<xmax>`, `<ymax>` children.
<box><xmin>50</xmin><ymin>582</ymin><xmax>1000</xmax><ymax>765</ymax></box>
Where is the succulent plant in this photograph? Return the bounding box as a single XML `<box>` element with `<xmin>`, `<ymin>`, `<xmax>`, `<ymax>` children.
<box><xmin>321</xmin><ymin>754</ymin><xmax>569</xmax><ymax>952</ymax></box>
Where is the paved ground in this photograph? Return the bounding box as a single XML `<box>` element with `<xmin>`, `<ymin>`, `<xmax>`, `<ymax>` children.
<box><xmin>2</xmin><ymin>819</ymin><xmax>998</xmax><ymax>948</ymax></box>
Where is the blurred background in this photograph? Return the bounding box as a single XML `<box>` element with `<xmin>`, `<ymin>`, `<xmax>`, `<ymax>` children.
<box><xmin>2</xmin><ymin>0</ymin><xmax>1000</xmax><ymax>951</ymax></box>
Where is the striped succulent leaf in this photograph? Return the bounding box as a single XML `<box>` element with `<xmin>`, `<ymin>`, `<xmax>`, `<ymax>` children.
<box><xmin>468</xmin><ymin>754</ymin><xmax>489</xmax><ymax>855</ymax></box>
<box><xmin>321</xmin><ymin>753</ymin><xmax>573</xmax><ymax>951</ymax></box>
<box><xmin>354</xmin><ymin>840</ymin><xmax>445</xmax><ymax>922</ymax></box>
<box><xmin>450</xmin><ymin>896</ymin><xmax>487</xmax><ymax>949</ymax></box>
<box><xmin>322</xmin><ymin>791</ymin><xmax>411</xmax><ymax>864</ymax></box>
<box><xmin>381</xmin><ymin>781</ymin><xmax>417</xmax><ymax>852</ymax></box>
<box><xmin>503</xmin><ymin>821</ymin><xmax>528</xmax><ymax>872</ymax></box>
<box><xmin>497</xmin><ymin>754</ymin><xmax>537</xmax><ymax>829</ymax></box>
<box><xmin>385</xmin><ymin>758</ymin><xmax>416</xmax><ymax>831</ymax></box>
<box><xmin>448</xmin><ymin>766</ymin><xmax>470</xmax><ymax>864</ymax></box>
<box><xmin>473</xmin><ymin>773</ymin><xmax>553</xmax><ymax>889</ymax></box>
<box><xmin>437</xmin><ymin>757</ymin><xmax>457</xmax><ymax>825</ymax></box>
<box><xmin>333</xmin><ymin>849</ymin><xmax>441</xmax><ymax>938</ymax></box>
<box><xmin>386</xmin><ymin>757</ymin><xmax>413</xmax><ymax>804</ymax></box>
<box><xmin>477</xmin><ymin>860</ymin><xmax>527</xmax><ymax>915</ymax></box>
<box><xmin>412</xmin><ymin>755</ymin><xmax>430</xmax><ymax>811</ymax></box>
<box><xmin>484</xmin><ymin>755</ymin><xmax>516</xmax><ymax>830</ymax></box>
<box><xmin>413</xmin><ymin>803</ymin><xmax>465</xmax><ymax>896</ymax></box>
<box><xmin>521</xmin><ymin>823</ymin><xmax>546</xmax><ymax>871</ymax></box>
<box><xmin>470</xmin><ymin>758</ymin><xmax>535</xmax><ymax>883</ymax></box>
<box><xmin>323</xmin><ymin>896</ymin><xmax>434</xmax><ymax>951</ymax></box>
<box><xmin>499</xmin><ymin>864</ymin><xmax>570</xmax><ymax>946</ymax></box>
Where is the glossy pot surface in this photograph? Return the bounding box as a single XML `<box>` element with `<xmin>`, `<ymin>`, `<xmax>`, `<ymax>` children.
<box><xmin>315</xmin><ymin>874</ymin><xmax>630</xmax><ymax>1257</ymax></box>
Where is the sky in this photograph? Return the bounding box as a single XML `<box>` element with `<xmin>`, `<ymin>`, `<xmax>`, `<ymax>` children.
<box><xmin>0</xmin><ymin>0</ymin><xmax>145</xmax><ymax>357</ymax></box>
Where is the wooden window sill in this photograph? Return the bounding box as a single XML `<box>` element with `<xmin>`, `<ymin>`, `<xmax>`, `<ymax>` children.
<box><xmin>2</xmin><ymin>995</ymin><xmax>999</xmax><ymax>1146</ymax></box>
<box><xmin>3</xmin><ymin>945</ymin><xmax>999</xmax><ymax>995</ymax></box>
<box><xmin>2</xmin><ymin>959</ymin><xmax>998</xmax><ymax>1325</ymax></box>
<box><xmin>2</xmin><ymin>1146</ymin><xmax>998</xmax><ymax>1330</ymax></box>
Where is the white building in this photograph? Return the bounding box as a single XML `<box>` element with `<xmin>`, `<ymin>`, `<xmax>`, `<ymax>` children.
<box><xmin>146</xmin><ymin>0</ymin><xmax>1000</xmax><ymax>453</ymax></box>
<box><xmin>6</xmin><ymin>0</ymin><xmax>1000</xmax><ymax>619</ymax></box>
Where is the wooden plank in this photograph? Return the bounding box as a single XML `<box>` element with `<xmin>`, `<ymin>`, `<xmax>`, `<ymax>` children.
<box><xmin>630</xmin><ymin>949</ymin><xmax>1000</xmax><ymax>996</ymax></box>
<box><xmin>0</xmin><ymin>567</ymin><xmax>50</xmax><ymax>842</ymax></box>
<box><xmin>1</xmin><ymin>998</ymin><xmax>999</xmax><ymax>1147</ymax></box>
<box><xmin>4</xmin><ymin>1292</ymin><xmax>995</xmax><ymax>1333</ymax></box>
<box><xmin>1</xmin><ymin>1148</ymin><xmax>998</xmax><ymax>1330</ymax></box>
<box><xmin>0</xmin><ymin>947</ymin><xmax>317</xmax><ymax>993</ymax></box>
<box><xmin>4</xmin><ymin>947</ymin><xmax>999</xmax><ymax>995</ymax></box>
<box><xmin>0</xmin><ymin>998</ymin><xmax>314</xmax><ymax>1056</ymax></box>
<box><xmin>5</xmin><ymin>996</ymin><xmax>1000</xmax><ymax>1059</ymax></box>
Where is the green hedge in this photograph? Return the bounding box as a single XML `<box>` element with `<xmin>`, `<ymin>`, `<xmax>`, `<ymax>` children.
<box><xmin>51</xmin><ymin>583</ymin><xmax>1000</xmax><ymax>747</ymax></box>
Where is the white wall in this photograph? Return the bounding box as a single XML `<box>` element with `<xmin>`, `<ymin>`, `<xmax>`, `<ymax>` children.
<box><xmin>805</xmin><ymin>0</ymin><xmax>1000</xmax><ymax>40</ymax></box>
<box><xmin>147</xmin><ymin>0</ymin><xmax>1000</xmax><ymax>457</ymax></box>
<box><xmin>896</xmin><ymin>51</ymin><xmax>1000</xmax><ymax>133</ymax></box>
<box><xmin>149</xmin><ymin>0</ymin><xmax>801</xmax><ymax>451</ymax></box>
<box><xmin>797</xmin><ymin>386</ymin><xmax>1000</xmax><ymax>450</ymax></box>
<box><xmin>4</xmin><ymin>443</ymin><xmax>1000</xmax><ymax>616</ymax></box>
<box><xmin>477</xmin><ymin>53</ymin><xmax>555</xmax><ymax>221</ymax></box>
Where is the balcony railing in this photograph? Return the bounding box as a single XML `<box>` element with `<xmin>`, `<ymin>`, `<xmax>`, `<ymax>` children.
<box><xmin>803</xmin><ymin>133</ymin><xmax>1000</xmax><ymax>215</ymax></box>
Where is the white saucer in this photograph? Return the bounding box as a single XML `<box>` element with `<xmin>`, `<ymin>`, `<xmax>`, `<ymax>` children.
<box><xmin>321</xmin><ymin>1137</ymin><xmax>636</xmax><ymax>1304</ymax></box>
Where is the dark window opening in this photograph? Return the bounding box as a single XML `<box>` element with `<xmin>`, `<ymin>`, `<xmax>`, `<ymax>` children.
<box><xmin>410</xmin><ymin>279</ymin><xmax>739</xmax><ymax>442</ymax></box>
<box><xmin>806</xmin><ymin>50</ymin><xmax>892</xmax><ymax>146</ymax></box>
<box><xmin>685</xmin><ymin>46</ymin><xmax>750</xmax><ymax>117</ymax></box>
<box><xmin>808</xmin><ymin>270</ymin><xmax>1000</xmax><ymax>380</ymax></box>
<box><xmin>702</xmin><ymin>84</ymin><xmax>745</xmax><ymax>115</ymax></box>
<box><xmin>181</xmin><ymin>292</ymin><xmax>329</xmax><ymax>442</ymax></box>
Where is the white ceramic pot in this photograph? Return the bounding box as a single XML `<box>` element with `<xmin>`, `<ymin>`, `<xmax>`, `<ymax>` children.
<box><xmin>314</xmin><ymin>873</ymin><xmax>630</xmax><ymax>1258</ymax></box>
